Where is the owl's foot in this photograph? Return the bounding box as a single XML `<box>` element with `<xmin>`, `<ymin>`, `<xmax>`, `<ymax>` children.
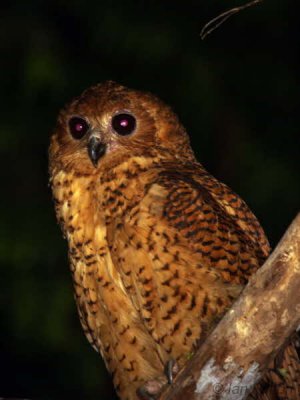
<box><xmin>137</xmin><ymin>359</ymin><xmax>179</xmax><ymax>399</ymax></box>
<box><xmin>137</xmin><ymin>376</ymin><xmax>167</xmax><ymax>400</ymax></box>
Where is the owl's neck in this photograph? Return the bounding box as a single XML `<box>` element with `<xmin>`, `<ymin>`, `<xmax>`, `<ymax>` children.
<box><xmin>51</xmin><ymin>154</ymin><xmax>159</xmax><ymax>237</ymax></box>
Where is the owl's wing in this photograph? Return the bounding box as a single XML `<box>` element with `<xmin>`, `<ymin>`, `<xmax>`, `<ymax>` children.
<box><xmin>108</xmin><ymin>168</ymin><xmax>266</xmax><ymax>361</ymax></box>
<box><xmin>107</xmin><ymin>167</ymin><xmax>299</xmax><ymax>399</ymax></box>
<box><xmin>190</xmin><ymin>168</ymin><xmax>271</xmax><ymax>260</ymax></box>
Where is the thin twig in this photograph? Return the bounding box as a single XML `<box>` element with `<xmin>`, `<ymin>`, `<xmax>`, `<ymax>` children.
<box><xmin>200</xmin><ymin>0</ymin><xmax>263</xmax><ymax>40</ymax></box>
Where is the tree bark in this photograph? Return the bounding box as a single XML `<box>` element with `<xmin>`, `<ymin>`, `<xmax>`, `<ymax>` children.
<box><xmin>159</xmin><ymin>213</ymin><xmax>300</xmax><ymax>400</ymax></box>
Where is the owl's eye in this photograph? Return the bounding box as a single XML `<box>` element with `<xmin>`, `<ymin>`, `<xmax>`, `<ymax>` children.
<box><xmin>68</xmin><ymin>117</ymin><xmax>89</xmax><ymax>140</ymax></box>
<box><xmin>112</xmin><ymin>113</ymin><xmax>136</xmax><ymax>136</ymax></box>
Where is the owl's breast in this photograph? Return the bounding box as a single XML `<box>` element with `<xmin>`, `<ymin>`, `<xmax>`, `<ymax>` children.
<box><xmin>51</xmin><ymin>169</ymin><xmax>165</xmax><ymax>390</ymax></box>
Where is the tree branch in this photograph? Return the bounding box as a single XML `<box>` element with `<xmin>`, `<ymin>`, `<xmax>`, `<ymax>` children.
<box><xmin>160</xmin><ymin>213</ymin><xmax>300</xmax><ymax>400</ymax></box>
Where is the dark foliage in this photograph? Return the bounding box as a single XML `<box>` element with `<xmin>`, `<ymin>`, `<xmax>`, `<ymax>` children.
<box><xmin>0</xmin><ymin>1</ymin><xmax>299</xmax><ymax>398</ymax></box>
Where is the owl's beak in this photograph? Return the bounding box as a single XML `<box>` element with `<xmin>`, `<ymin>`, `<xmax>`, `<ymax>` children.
<box><xmin>87</xmin><ymin>135</ymin><xmax>107</xmax><ymax>167</ymax></box>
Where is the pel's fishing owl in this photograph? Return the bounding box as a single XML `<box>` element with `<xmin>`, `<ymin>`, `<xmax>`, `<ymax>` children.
<box><xmin>49</xmin><ymin>81</ymin><xmax>300</xmax><ymax>400</ymax></box>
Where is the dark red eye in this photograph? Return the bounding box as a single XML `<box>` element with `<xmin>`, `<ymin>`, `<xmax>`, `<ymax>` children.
<box><xmin>68</xmin><ymin>117</ymin><xmax>89</xmax><ymax>140</ymax></box>
<box><xmin>112</xmin><ymin>113</ymin><xmax>136</xmax><ymax>136</ymax></box>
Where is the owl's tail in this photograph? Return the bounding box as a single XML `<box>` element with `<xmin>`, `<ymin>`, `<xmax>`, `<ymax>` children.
<box><xmin>250</xmin><ymin>336</ymin><xmax>300</xmax><ymax>400</ymax></box>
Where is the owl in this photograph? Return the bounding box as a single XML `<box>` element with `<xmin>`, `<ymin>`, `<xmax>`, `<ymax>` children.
<box><xmin>49</xmin><ymin>81</ymin><xmax>300</xmax><ymax>400</ymax></box>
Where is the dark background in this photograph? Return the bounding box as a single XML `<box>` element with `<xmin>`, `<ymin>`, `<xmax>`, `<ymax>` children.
<box><xmin>0</xmin><ymin>1</ymin><xmax>299</xmax><ymax>399</ymax></box>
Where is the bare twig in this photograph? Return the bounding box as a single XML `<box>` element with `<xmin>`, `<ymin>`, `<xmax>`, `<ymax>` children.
<box><xmin>160</xmin><ymin>213</ymin><xmax>300</xmax><ymax>400</ymax></box>
<box><xmin>200</xmin><ymin>0</ymin><xmax>263</xmax><ymax>40</ymax></box>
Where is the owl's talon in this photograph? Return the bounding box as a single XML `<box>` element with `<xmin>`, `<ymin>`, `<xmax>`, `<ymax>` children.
<box><xmin>165</xmin><ymin>358</ymin><xmax>179</xmax><ymax>384</ymax></box>
<box><xmin>137</xmin><ymin>360</ymin><xmax>179</xmax><ymax>400</ymax></box>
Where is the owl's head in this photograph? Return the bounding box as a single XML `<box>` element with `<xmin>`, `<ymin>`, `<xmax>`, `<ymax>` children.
<box><xmin>49</xmin><ymin>81</ymin><xmax>194</xmax><ymax>174</ymax></box>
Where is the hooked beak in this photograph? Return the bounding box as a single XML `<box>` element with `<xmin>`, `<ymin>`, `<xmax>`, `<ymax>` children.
<box><xmin>87</xmin><ymin>136</ymin><xmax>107</xmax><ymax>167</ymax></box>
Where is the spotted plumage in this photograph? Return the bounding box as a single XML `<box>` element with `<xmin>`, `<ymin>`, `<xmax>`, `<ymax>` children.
<box><xmin>49</xmin><ymin>81</ymin><xmax>300</xmax><ymax>400</ymax></box>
